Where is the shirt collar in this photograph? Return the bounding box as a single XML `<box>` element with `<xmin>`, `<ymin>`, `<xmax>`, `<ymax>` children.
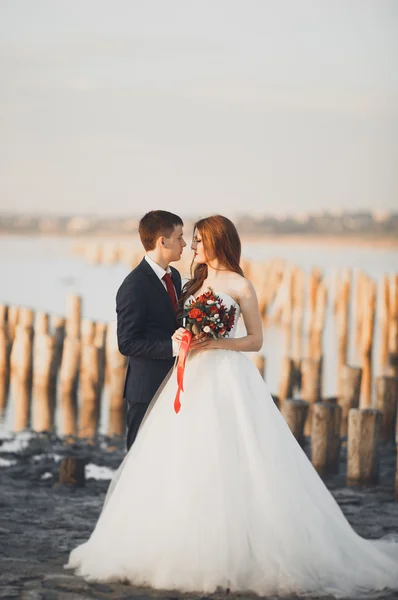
<box><xmin>145</xmin><ymin>255</ymin><xmax>172</xmax><ymax>281</ymax></box>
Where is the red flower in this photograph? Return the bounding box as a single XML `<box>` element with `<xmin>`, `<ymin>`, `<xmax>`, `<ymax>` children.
<box><xmin>189</xmin><ymin>308</ymin><xmax>202</xmax><ymax>319</ymax></box>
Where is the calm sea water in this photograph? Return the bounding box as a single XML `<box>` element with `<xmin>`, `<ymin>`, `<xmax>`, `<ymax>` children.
<box><xmin>0</xmin><ymin>235</ymin><xmax>397</xmax><ymax>435</ymax></box>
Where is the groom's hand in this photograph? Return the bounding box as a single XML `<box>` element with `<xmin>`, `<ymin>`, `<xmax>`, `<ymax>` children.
<box><xmin>171</xmin><ymin>327</ymin><xmax>187</xmax><ymax>356</ymax></box>
<box><xmin>171</xmin><ymin>327</ymin><xmax>187</xmax><ymax>344</ymax></box>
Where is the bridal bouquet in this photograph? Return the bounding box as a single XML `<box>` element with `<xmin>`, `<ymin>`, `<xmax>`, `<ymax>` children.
<box><xmin>174</xmin><ymin>288</ymin><xmax>237</xmax><ymax>414</ymax></box>
<box><xmin>183</xmin><ymin>288</ymin><xmax>237</xmax><ymax>339</ymax></box>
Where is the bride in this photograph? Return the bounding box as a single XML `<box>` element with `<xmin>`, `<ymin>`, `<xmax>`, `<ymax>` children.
<box><xmin>66</xmin><ymin>215</ymin><xmax>398</xmax><ymax>597</ymax></box>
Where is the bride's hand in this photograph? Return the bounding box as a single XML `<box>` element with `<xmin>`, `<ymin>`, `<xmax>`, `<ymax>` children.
<box><xmin>189</xmin><ymin>332</ymin><xmax>212</xmax><ymax>351</ymax></box>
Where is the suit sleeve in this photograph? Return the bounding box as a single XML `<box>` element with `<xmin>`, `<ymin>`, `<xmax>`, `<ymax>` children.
<box><xmin>116</xmin><ymin>278</ymin><xmax>174</xmax><ymax>360</ymax></box>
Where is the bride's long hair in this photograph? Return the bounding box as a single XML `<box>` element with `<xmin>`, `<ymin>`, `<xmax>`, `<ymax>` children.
<box><xmin>180</xmin><ymin>215</ymin><xmax>244</xmax><ymax>310</ymax></box>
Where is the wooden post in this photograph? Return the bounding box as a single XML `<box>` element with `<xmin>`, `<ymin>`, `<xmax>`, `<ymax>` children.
<box><xmin>0</xmin><ymin>305</ymin><xmax>7</xmax><ymax>327</ymax></box>
<box><xmin>32</xmin><ymin>334</ymin><xmax>57</xmax><ymax>432</ymax></box>
<box><xmin>94</xmin><ymin>322</ymin><xmax>107</xmax><ymax>349</ymax></box>
<box><xmin>396</xmin><ymin>447</ymin><xmax>398</xmax><ymax>500</ymax></box>
<box><xmin>94</xmin><ymin>322</ymin><xmax>107</xmax><ymax>401</ymax></box>
<box><xmin>97</xmin><ymin>342</ymin><xmax>106</xmax><ymax>414</ymax></box>
<box><xmin>337</xmin><ymin>365</ymin><xmax>362</xmax><ymax>437</ymax></box>
<box><xmin>311</xmin><ymin>281</ymin><xmax>328</xmax><ymax>360</ymax></box>
<box><xmin>106</xmin><ymin>321</ymin><xmax>126</xmax><ymax>438</ymax></box>
<box><xmin>86</xmin><ymin>242</ymin><xmax>102</xmax><ymax>265</ymax></box>
<box><xmin>60</xmin><ymin>338</ymin><xmax>80</xmax><ymax>437</ymax></box>
<box><xmin>300</xmin><ymin>357</ymin><xmax>322</xmax><ymax>435</ymax></box>
<box><xmin>379</xmin><ymin>275</ymin><xmax>390</xmax><ymax>371</ymax></box>
<box><xmin>66</xmin><ymin>294</ymin><xmax>81</xmax><ymax>340</ymax></box>
<box><xmin>308</xmin><ymin>268</ymin><xmax>322</xmax><ymax>323</ymax></box>
<box><xmin>102</xmin><ymin>243</ymin><xmax>119</xmax><ymax>265</ymax></box>
<box><xmin>268</xmin><ymin>264</ymin><xmax>289</xmax><ymax>326</ymax></box>
<box><xmin>291</xmin><ymin>269</ymin><xmax>304</xmax><ymax>385</ymax></box>
<box><xmin>281</xmin><ymin>267</ymin><xmax>294</xmax><ymax>356</ymax></box>
<box><xmin>256</xmin><ymin>265</ymin><xmax>269</xmax><ymax>321</ymax></box>
<box><xmin>59</xmin><ymin>457</ymin><xmax>85</xmax><ymax>486</ymax></box>
<box><xmin>78</xmin><ymin>344</ymin><xmax>101</xmax><ymax>439</ymax></box>
<box><xmin>108</xmin><ymin>349</ymin><xmax>127</xmax><ymax>439</ymax></box>
<box><xmin>10</xmin><ymin>324</ymin><xmax>33</xmax><ymax>380</ymax></box>
<box><xmin>307</xmin><ymin>267</ymin><xmax>322</xmax><ymax>356</ymax></box>
<box><xmin>311</xmin><ymin>401</ymin><xmax>341</xmax><ymax>475</ymax></box>
<box><xmin>354</xmin><ymin>272</ymin><xmax>366</xmax><ymax>360</ymax></box>
<box><xmin>324</xmin><ymin>397</ymin><xmax>342</xmax><ymax>473</ymax></box>
<box><xmin>60</xmin><ymin>338</ymin><xmax>80</xmax><ymax>394</ymax></box>
<box><xmin>33</xmin><ymin>334</ymin><xmax>57</xmax><ymax>389</ymax></box>
<box><xmin>387</xmin><ymin>352</ymin><xmax>398</xmax><ymax>378</ymax></box>
<box><xmin>34</xmin><ymin>312</ymin><xmax>49</xmax><ymax>336</ymax></box>
<box><xmin>19</xmin><ymin>307</ymin><xmax>34</xmax><ymax>329</ymax></box>
<box><xmin>281</xmin><ymin>399</ymin><xmax>309</xmax><ymax>446</ymax></box>
<box><xmin>261</xmin><ymin>263</ymin><xmax>283</xmax><ymax>323</ymax></box>
<box><xmin>7</xmin><ymin>306</ymin><xmax>19</xmax><ymax>343</ymax></box>
<box><xmin>0</xmin><ymin>377</ymin><xmax>8</xmax><ymax>419</ymax></box>
<box><xmin>252</xmin><ymin>354</ymin><xmax>266</xmax><ymax>379</ymax></box>
<box><xmin>359</xmin><ymin>280</ymin><xmax>376</xmax><ymax>408</ymax></box>
<box><xmin>336</xmin><ymin>270</ymin><xmax>350</xmax><ymax>374</ymax></box>
<box><xmin>292</xmin><ymin>358</ymin><xmax>302</xmax><ymax>394</ymax></box>
<box><xmin>52</xmin><ymin>315</ymin><xmax>66</xmax><ymax>369</ymax></box>
<box><xmin>388</xmin><ymin>274</ymin><xmax>398</xmax><ymax>356</ymax></box>
<box><xmin>82</xmin><ymin>319</ymin><xmax>96</xmax><ymax>346</ymax></box>
<box><xmin>0</xmin><ymin>327</ymin><xmax>9</xmax><ymax>418</ymax></box>
<box><xmin>12</xmin><ymin>380</ymin><xmax>31</xmax><ymax>432</ymax></box>
<box><xmin>375</xmin><ymin>375</ymin><xmax>398</xmax><ymax>443</ymax></box>
<box><xmin>301</xmin><ymin>357</ymin><xmax>322</xmax><ymax>403</ymax></box>
<box><xmin>347</xmin><ymin>408</ymin><xmax>382</xmax><ymax>485</ymax></box>
<box><xmin>279</xmin><ymin>357</ymin><xmax>294</xmax><ymax>402</ymax></box>
<box><xmin>10</xmin><ymin>324</ymin><xmax>33</xmax><ymax>431</ymax></box>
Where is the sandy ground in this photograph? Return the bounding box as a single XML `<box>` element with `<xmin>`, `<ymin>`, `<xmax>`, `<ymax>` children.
<box><xmin>0</xmin><ymin>433</ymin><xmax>397</xmax><ymax>600</ymax></box>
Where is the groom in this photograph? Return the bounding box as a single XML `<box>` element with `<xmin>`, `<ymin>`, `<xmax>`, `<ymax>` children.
<box><xmin>116</xmin><ymin>210</ymin><xmax>186</xmax><ymax>450</ymax></box>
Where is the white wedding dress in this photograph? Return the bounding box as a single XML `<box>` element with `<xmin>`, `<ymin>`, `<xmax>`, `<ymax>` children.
<box><xmin>66</xmin><ymin>293</ymin><xmax>398</xmax><ymax>597</ymax></box>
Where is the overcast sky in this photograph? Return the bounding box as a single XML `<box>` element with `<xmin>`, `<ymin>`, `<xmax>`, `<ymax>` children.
<box><xmin>1</xmin><ymin>0</ymin><xmax>397</xmax><ymax>218</ymax></box>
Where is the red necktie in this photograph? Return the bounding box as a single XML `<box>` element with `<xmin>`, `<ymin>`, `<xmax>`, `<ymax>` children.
<box><xmin>162</xmin><ymin>273</ymin><xmax>177</xmax><ymax>312</ymax></box>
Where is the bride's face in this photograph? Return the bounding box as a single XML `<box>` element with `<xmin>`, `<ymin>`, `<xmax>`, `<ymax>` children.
<box><xmin>191</xmin><ymin>229</ymin><xmax>215</xmax><ymax>264</ymax></box>
<box><xmin>191</xmin><ymin>229</ymin><xmax>206</xmax><ymax>264</ymax></box>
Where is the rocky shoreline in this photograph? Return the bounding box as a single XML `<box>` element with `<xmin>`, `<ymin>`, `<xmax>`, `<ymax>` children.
<box><xmin>1</xmin><ymin>432</ymin><xmax>397</xmax><ymax>600</ymax></box>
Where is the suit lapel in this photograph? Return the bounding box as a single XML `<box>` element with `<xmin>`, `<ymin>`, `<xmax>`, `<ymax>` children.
<box><xmin>139</xmin><ymin>259</ymin><xmax>178</xmax><ymax>325</ymax></box>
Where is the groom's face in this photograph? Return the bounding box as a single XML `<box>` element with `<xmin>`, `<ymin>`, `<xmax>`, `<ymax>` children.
<box><xmin>161</xmin><ymin>224</ymin><xmax>186</xmax><ymax>263</ymax></box>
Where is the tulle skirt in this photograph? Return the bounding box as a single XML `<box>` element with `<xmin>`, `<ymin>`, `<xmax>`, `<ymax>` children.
<box><xmin>66</xmin><ymin>349</ymin><xmax>398</xmax><ymax>597</ymax></box>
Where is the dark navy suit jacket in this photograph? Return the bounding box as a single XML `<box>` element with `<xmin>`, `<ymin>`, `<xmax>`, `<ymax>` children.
<box><xmin>116</xmin><ymin>258</ymin><xmax>182</xmax><ymax>409</ymax></box>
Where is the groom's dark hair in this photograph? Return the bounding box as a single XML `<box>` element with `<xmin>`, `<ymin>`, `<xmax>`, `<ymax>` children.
<box><xmin>139</xmin><ymin>210</ymin><xmax>184</xmax><ymax>251</ymax></box>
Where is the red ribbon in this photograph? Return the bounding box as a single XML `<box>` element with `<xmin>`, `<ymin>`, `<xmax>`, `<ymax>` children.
<box><xmin>174</xmin><ymin>330</ymin><xmax>193</xmax><ymax>413</ymax></box>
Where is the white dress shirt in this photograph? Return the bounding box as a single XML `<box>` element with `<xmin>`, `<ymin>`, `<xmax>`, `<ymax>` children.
<box><xmin>144</xmin><ymin>255</ymin><xmax>179</xmax><ymax>356</ymax></box>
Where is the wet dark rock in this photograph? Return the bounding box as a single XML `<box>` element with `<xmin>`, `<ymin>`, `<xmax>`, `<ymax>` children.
<box><xmin>41</xmin><ymin>574</ymin><xmax>91</xmax><ymax>592</ymax></box>
<box><xmin>20</xmin><ymin>591</ymin><xmax>45</xmax><ymax>600</ymax></box>
<box><xmin>0</xmin><ymin>590</ymin><xmax>19</xmax><ymax>600</ymax></box>
<box><xmin>20</xmin><ymin>592</ymin><xmax>46</xmax><ymax>600</ymax></box>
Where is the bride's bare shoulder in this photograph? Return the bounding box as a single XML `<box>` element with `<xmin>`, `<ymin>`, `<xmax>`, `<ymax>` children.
<box><xmin>227</xmin><ymin>273</ymin><xmax>256</xmax><ymax>298</ymax></box>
